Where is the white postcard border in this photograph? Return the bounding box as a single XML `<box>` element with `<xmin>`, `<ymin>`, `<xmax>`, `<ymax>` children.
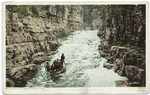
<box><xmin>2</xmin><ymin>1</ymin><xmax>149</xmax><ymax>94</ymax></box>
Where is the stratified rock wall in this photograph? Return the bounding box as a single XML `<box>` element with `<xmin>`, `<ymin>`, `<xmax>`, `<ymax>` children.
<box><xmin>98</xmin><ymin>5</ymin><xmax>146</xmax><ymax>87</ymax></box>
<box><xmin>6</xmin><ymin>5</ymin><xmax>83</xmax><ymax>87</ymax></box>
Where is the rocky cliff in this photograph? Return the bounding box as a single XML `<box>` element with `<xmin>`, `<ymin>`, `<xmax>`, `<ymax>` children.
<box><xmin>97</xmin><ymin>5</ymin><xmax>146</xmax><ymax>87</ymax></box>
<box><xmin>6</xmin><ymin>5</ymin><xmax>83</xmax><ymax>87</ymax></box>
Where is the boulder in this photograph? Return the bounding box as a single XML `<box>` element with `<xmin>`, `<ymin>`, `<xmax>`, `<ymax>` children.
<box><xmin>9</xmin><ymin>64</ymin><xmax>36</xmax><ymax>79</ymax></box>
<box><xmin>128</xmin><ymin>82</ymin><xmax>141</xmax><ymax>87</ymax></box>
<box><xmin>118</xmin><ymin>70</ymin><xmax>125</xmax><ymax>76</ymax></box>
<box><xmin>115</xmin><ymin>81</ymin><xmax>128</xmax><ymax>87</ymax></box>
<box><xmin>45</xmin><ymin>43</ymin><xmax>51</xmax><ymax>53</ymax></box>
<box><xmin>47</xmin><ymin>40</ymin><xmax>59</xmax><ymax>51</ymax></box>
<box><xmin>32</xmin><ymin>52</ymin><xmax>47</xmax><ymax>64</ymax></box>
<box><xmin>99</xmin><ymin>51</ymin><xmax>110</xmax><ymax>58</ymax></box>
<box><xmin>113</xmin><ymin>59</ymin><xmax>125</xmax><ymax>75</ymax></box>
<box><xmin>39</xmin><ymin>11</ymin><xmax>47</xmax><ymax>18</ymax></box>
<box><xmin>45</xmin><ymin>23</ymin><xmax>51</xmax><ymax>29</ymax></box>
<box><xmin>107</xmin><ymin>57</ymin><xmax>113</xmax><ymax>64</ymax></box>
<box><xmin>124</xmin><ymin>58</ymin><xmax>131</xmax><ymax>65</ymax></box>
<box><xmin>97</xmin><ymin>30</ymin><xmax>105</xmax><ymax>37</ymax></box>
<box><xmin>6</xmin><ymin>78</ymin><xmax>15</xmax><ymax>87</ymax></box>
<box><xmin>8</xmin><ymin>64</ymin><xmax>37</xmax><ymax>86</ymax></box>
<box><xmin>105</xmin><ymin>27</ymin><xmax>112</xmax><ymax>41</ymax></box>
<box><xmin>137</xmin><ymin>58</ymin><xmax>143</xmax><ymax>66</ymax></box>
<box><xmin>125</xmin><ymin>65</ymin><xmax>139</xmax><ymax>82</ymax></box>
<box><xmin>114</xmin><ymin>65</ymin><xmax>119</xmax><ymax>72</ymax></box>
<box><xmin>137</xmin><ymin>69</ymin><xmax>145</xmax><ymax>81</ymax></box>
<box><xmin>22</xmin><ymin>19</ymin><xmax>29</xmax><ymax>25</ymax></box>
<box><xmin>114</xmin><ymin>58</ymin><xmax>124</xmax><ymax>65</ymax></box>
<box><xmin>118</xmin><ymin>47</ymin><xmax>128</xmax><ymax>52</ymax></box>
<box><xmin>103</xmin><ymin>63</ymin><xmax>115</xmax><ymax>69</ymax></box>
<box><xmin>47</xmin><ymin>50</ymin><xmax>58</xmax><ymax>56</ymax></box>
<box><xmin>110</xmin><ymin>46</ymin><xmax>118</xmax><ymax>56</ymax></box>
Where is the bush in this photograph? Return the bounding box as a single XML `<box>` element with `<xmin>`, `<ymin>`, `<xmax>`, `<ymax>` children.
<box><xmin>55</xmin><ymin>5</ymin><xmax>65</xmax><ymax>16</ymax></box>
<box><xmin>30</xmin><ymin>5</ymin><xmax>39</xmax><ymax>17</ymax></box>
<box><xmin>92</xmin><ymin>5</ymin><xmax>121</xmax><ymax>19</ymax></box>
<box><xmin>6</xmin><ymin>5</ymin><xmax>40</xmax><ymax>18</ymax></box>
<box><xmin>41</xmin><ymin>5</ymin><xmax>50</xmax><ymax>11</ymax></box>
<box><xmin>6</xmin><ymin>5</ymin><xmax>30</xmax><ymax>18</ymax></box>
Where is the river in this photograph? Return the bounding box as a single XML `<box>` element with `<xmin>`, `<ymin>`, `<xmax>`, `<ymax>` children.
<box><xmin>26</xmin><ymin>30</ymin><xmax>128</xmax><ymax>87</ymax></box>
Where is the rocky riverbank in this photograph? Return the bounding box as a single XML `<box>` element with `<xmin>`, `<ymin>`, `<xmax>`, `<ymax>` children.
<box><xmin>6</xmin><ymin>5</ymin><xmax>83</xmax><ymax>87</ymax></box>
<box><xmin>97</xmin><ymin>5</ymin><xmax>146</xmax><ymax>87</ymax></box>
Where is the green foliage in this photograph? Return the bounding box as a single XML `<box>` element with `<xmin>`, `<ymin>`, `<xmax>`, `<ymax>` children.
<box><xmin>30</xmin><ymin>5</ymin><xmax>39</xmax><ymax>17</ymax></box>
<box><xmin>6</xmin><ymin>5</ymin><xmax>30</xmax><ymax>18</ymax></box>
<box><xmin>55</xmin><ymin>5</ymin><xmax>65</xmax><ymax>16</ymax></box>
<box><xmin>6</xmin><ymin>5</ymin><xmax>40</xmax><ymax>18</ymax></box>
<box><xmin>92</xmin><ymin>5</ymin><xmax>122</xmax><ymax>19</ymax></box>
<box><xmin>41</xmin><ymin>5</ymin><xmax>50</xmax><ymax>11</ymax></box>
<box><xmin>6</xmin><ymin>5</ymin><xmax>67</xmax><ymax>18</ymax></box>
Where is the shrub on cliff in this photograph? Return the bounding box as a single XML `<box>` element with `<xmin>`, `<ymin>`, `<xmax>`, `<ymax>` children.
<box><xmin>92</xmin><ymin>5</ymin><xmax>122</xmax><ymax>19</ymax></box>
<box><xmin>41</xmin><ymin>5</ymin><xmax>51</xmax><ymax>11</ymax></box>
<box><xmin>6</xmin><ymin>5</ymin><xmax>30</xmax><ymax>18</ymax></box>
<box><xmin>30</xmin><ymin>5</ymin><xmax>39</xmax><ymax>17</ymax></box>
<box><xmin>6</xmin><ymin>5</ymin><xmax>40</xmax><ymax>18</ymax></box>
<box><xmin>55</xmin><ymin>5</ymin><xmax>65</xmax><ymax>16</ymax></box>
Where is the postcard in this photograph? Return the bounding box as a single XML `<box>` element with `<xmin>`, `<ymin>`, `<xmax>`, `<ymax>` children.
<box><xmin>2</xmin><ymin>1</ymin><xmax>149</xmax><ymax>94</ymax></box>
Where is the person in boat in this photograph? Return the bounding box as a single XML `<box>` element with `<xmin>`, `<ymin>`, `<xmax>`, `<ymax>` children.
<box><xmin>46</xmin><ymin>62</ymin><xmax>51</xmax><ymax>71</ymax></box>
<box><xmin>56</xmin><ymin>59</ymin><xmax>63</xmax><ymax>70</ymax></box>
<box><xmin>55</xmin><ymin>63</ymin><xmax>61</xmax><ymax>71</ymax></box>
<box><xmin>51</xmin><ymin>53</ymin><xmax>65</xmax><ymax>71</ymax></box>
<box><xmin>51</xmin><ymin>60</ymin><xmax>56</xmax><ymax>71</ymax></box>
<box><xmin>51</xmin><ymin>59</ymin><xmax>61</xmax><ymax>71</ymax></box>
<box><xmin>60</xmin><ymin>53</ymin><xmax>65</xmax><ymax>64</ymax></box>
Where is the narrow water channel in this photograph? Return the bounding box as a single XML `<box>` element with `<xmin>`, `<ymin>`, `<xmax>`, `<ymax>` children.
<box><xmin>26</xmin><ymin>30</ymin><xmax>127</xmax><ymax>87</ymax></box>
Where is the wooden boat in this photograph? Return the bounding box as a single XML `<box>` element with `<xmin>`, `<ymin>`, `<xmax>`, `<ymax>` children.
<box><xmin>47</xmin><ymin>62</ymin><xmax>66</xmax><ymax>78</ymax></box>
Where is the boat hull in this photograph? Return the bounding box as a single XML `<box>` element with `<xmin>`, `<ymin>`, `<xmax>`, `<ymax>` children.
<box><xmin>47</xmin><ymin>62</ymin><xmax>66</xmax><ymax>78</ymax></box>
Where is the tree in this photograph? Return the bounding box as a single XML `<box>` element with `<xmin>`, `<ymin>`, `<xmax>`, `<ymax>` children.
<box><xmin>30</xmin><ymin>5</ymin><xmax>39</xmax><ymax>17</ymax></box>
<box><xmin>6</xmin><ymin>5</ymin><xmax>30</xmax><ymax>18</ymax></box>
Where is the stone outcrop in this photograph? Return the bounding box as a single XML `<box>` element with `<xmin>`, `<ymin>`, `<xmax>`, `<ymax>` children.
<box><xmin>97</xmin><ymin>5</ymin><xmax>146</xmax><ymax>87</ymax></box>
<box><xmin>6</xmin><ymin>64</ymin><xmax>37</xmax><ymax>87</ymax></box>
<box><xmin>32</xmin><ymin>52</ymin><xmax>47</xmax><ymax>64</ymax></box>
<box><xmin>99</xmin><ymin>42</ymin><xmax>145</xmax><ymax>87</ymax></box>
<box><xmin>103</xmin><ymin>62</ymin><xmax>115</xmax><ymax>69</ymax></box>
<box><xmin>6</xmin><ymin>5</ymin><xmax>83</xmax><ymax>87</ymax></box>
<box><xmin>6</xmin><ymin>78</ymin><xmax>15</xmax><ymax>87</ymax></box>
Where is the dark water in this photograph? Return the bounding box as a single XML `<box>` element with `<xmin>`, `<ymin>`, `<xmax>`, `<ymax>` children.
<box><xmin>26</xmin><ymin>30</ymin><xmax>127</xmax><ymax>87</ymax></box>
